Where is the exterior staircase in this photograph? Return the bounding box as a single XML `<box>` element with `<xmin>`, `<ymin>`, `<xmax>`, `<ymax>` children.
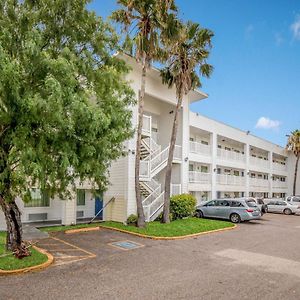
<box><xmin>139</xmin><ymin>114</ymin><xmax>182</xmax><ymax>221</ymax></box>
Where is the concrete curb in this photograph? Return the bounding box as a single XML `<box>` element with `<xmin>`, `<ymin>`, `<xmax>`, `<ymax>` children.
<box><xmin>0</xmin><ymin>246</ymin><xmax>54</xmax><ymax>276</ymax></box>
<box><xmin>65</xmin><ymin>227</ymin><xmax>100</xmax><ymax>234</ymax></box>
<box><xmin>99</xmin><ymin>224</ymin><xmax>237</xmax><ymax>240</ymax></box>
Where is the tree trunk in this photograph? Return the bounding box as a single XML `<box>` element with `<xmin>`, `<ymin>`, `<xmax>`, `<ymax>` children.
<box><xmin>0</xmin><ymin>195</ymin><xmax>30</xmax><ymax>258</ymax></box>
<box><xmin>162</xmin><ymin>96</ymin><xmax>183</xmax><ymax>223</ymax></box>
<box><xmin>135</xmin><ymin>55</ymin><xmax>147</xmax><ymax>228</ymax></box>
<box><xmin>293</xmin><ymin>155</ymin><xmax>299</xmax><ymax>196</ymax></box>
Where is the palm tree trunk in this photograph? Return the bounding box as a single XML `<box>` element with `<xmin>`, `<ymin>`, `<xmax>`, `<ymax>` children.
<box><xmin>134</xmin><ymin>55</ymin><xmax>147</xmax><ymax>228</ymax></box>
<box><xmin>162</xmin><ymin>96</ymin><xmax>183</xmax><ymax>223</ymax></box>
<box><xmin>0</xmin><ymin>195</ymin><xmax>30</xmax><ymax>258</ymax></box>
<box><xmin>293</xmin><ymin>155</ymin><xmax>299</xmax><ymax>196</ymax></box>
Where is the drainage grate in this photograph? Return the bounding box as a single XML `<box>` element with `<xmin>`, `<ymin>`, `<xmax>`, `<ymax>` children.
<box><xmin>109</xmin><ymin>240</ymin><xmax>144</xmax><ymax>250</ymax></box>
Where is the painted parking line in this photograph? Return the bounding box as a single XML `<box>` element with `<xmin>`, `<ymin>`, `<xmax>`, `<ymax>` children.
<box><xmin>37</xmin><ymin>236</ymin><xmax>96</xmax><ymax>267</ymax></box>
<box><xmin>215</xmin><ymin>249</ymin><xmax>300</xmax><ymax>278</ymax></box>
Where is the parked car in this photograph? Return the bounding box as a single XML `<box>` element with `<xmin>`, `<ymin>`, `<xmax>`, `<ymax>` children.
<box><xmin>195</xmin><ymin>198</ymin><xmax>261</xmax><ymax>223</ymax></box>
<box><xmin>266</xmin><ymin>200</ymin><xmax>300</xmax><ymax>215</ymax></box>
<box><xmin>244</xmin><ymin>197</ymin><xmax>268</xmax><ymax>214</ymax></box>
<box><xmin>286</xmin><ymin>195</ymin><xmax>300</xmax><ymax>206</ymax></box>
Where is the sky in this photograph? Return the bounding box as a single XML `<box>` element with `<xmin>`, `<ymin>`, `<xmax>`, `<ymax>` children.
<box><xmin>89</xmin><ymin>0</ymin><xmax>300</xmax><ymax>147</ymax></box>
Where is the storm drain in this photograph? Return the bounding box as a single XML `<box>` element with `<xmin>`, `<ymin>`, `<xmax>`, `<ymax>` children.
<box><xmin>109</xmin><ymin>240</ymin><xmax>144</xmax><ymax>251</ymax></box>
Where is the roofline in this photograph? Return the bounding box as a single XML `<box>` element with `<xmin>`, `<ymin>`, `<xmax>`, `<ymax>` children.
<box><xmin>115</xmin><ymin>52</ymin><xmax>208</xmax><ymax>102</ymax></box>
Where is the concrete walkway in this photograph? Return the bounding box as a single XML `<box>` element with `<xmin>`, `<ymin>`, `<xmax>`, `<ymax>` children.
<box><xmin>22</xmin><ymin>224</ymin><xmax>49</xmax><ymax>241</ymax></box>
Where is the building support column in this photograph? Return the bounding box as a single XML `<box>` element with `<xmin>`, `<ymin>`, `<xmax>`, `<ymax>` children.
<box><xmin>62</xmin><ymin>188</ymin><xmax>77</xmax><ymax>225</ymax></box>
<box><xmin>181</xmin><ymin>97</ymin><xmax>189</xmax><ymax>194</ymax></box>
<box><xmin>269</xmin><ymin>151</ymin><xmax>273</xmax><ymax>198</ymax></box>
<box><xmin>245</xmin><ymin>143</ymin><xmax>250</xmax><ymax>197</ymax></box>
<box><xmin>211</xmin><ymin>132</ymin><xmax>217</xmax><ymax>199</ymax></box>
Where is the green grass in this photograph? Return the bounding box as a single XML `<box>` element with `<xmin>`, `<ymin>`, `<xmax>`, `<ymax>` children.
<box><xmin>0</xmin><ymin>232</ymin><xmax>48</xmax><ymax>271</ymax></box>
<box><xmin>40</xmin><ymin>222</ymin><xmax>102</xmax><ymax>233</ymax></box>
<box><xmin>101</xmin><ymin>217</ymin><xmax>234</xmax><ymax>237</ymax></box>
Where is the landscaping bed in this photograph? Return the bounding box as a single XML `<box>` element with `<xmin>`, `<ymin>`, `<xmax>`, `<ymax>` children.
<box><xmin>0</xmin><ymin>232</ymin><xmax>48</xmax><ymax>271</ymax></box>
<box><xmin>101</xmin><ymin>218</ymin><xmax>234</xmax><ymax>237</ymax></box>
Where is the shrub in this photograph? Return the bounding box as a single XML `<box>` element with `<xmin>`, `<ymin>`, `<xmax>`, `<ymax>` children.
<box><xmin>155</xmin><ymin>212</ymin><xmax>173</xmax><ymax>222</ymax></box>
<box><xmin>126</xmin><ymin>214</ymin><xmax>138</xmax><ymax>225</ymax></box>
<box><xmin>170</xmin><ymin>194</ymin><xmax>196</xmax><ymax>220</ymax></box>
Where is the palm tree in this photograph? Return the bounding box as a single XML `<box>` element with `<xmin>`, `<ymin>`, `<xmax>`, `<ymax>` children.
<box><xmin>160</xmin><ymin>21</ymin><xmax>214</xmax><ymax>223</ymax></box>
<box><xmin>112</xmin><ymin>0</ymin><xmax>177</xmax><ymax>227</ymax></box>
<box><xmin>286</xmin><ymin>130</ymin><xmax>300</xmax><ymax>195</ymax></box>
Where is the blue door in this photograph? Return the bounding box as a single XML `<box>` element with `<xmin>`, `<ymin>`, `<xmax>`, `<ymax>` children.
<box><xmin>95</xmin><ymin>196</ymin><xmax>103</xmax><ymax>220</ymax></box>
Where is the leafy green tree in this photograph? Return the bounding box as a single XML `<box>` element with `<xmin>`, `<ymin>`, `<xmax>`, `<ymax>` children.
<box><xmin>111</xmin><ymin>0</ymin><xmax>177</xmax><ymax>227</ymax></box>
<box><xmin>161</xmin><ymin>21</ymin><xmax>213</xmax><ymax>223</ymax></box>
<box><xmin>286</xmin><ymin>130</ymin><xmax>300</xmax><ymax>195</ymax></box>
<box><xmin>0</xmin><ymin>0</ymin><xmax>134</xmax><ymax>257</ymax></box>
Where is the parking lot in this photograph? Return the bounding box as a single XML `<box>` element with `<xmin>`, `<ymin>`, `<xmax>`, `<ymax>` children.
<box><xmin>1</xmin><ymin>213</ymin><xmax>300</xmax><ymax>300</ymax></box>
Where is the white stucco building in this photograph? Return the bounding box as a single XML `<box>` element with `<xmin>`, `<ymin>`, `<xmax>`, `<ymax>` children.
<box><xmin>0</xmin><ymin>55</ymin><xmax>298</xmax><ymax>229</ymax></box>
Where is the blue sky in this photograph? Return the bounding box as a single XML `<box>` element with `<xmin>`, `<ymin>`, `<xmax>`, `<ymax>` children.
<box><xmin>90</xmin><ymin>0</ymin><xmax>300</xmax><ymax>146</ymax></box>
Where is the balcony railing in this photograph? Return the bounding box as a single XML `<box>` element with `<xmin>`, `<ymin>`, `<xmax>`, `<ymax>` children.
<box><xmin>142</xmin><ymin>115</ymin><xmax>151</xmax><ymax>137</ymax></box>
<box><xmin>249</xmin><ymin>156</ymin><xmax>269</xmax><ymax>169</ymax></box>
<box><xmin>272</xmin><ymin>181</ymin><xmax>288</xmax><ymax>189</ymax></box>
<box><xmin>189</xmin><ymin>141</ymin><xmax>211</xmax><ymax>156</ymax></box>
<box><xmin>189</xmin><ymin>171</ymin><xmax>211</xmax><ymax>184</ymax></box>
<box><xmin>217</xmin><ymin>148</ymin><xmax>245</xmax><ymax>163</ymax></box>
<box><xmin>249</xmin><ymin>178</ymin><xmax>269</xmax><ymax>188</ymax></box>
<box><xmin>216</xmin><ymin>174</ymin><xmax>246</xmax><ymax>186</ymax></box>
<box><xmin>272</xmin><ymin>162</ymin><xmax>287</xmax><ymax>172</ymax></box>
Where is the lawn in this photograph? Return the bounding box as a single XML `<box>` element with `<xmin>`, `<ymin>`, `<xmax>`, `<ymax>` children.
<box><xmin>40</xmin><ymin>222</ymin><xmax>102</xmax><ymax>233</ymax></box>
<box><xmin>101</xmin><ymin>217</ymin><xmax>234</xmax><ymax>237</ymax></box>
<box><xmin>0</xmin><ymin>232</ymin><xmax>48</xmax><ymax>271</ymax></box>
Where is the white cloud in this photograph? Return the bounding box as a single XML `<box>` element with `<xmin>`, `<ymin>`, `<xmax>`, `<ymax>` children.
<box><xmin>291</xmin><ymin>15</ymin><xmax>300</xmax><ymax>40</ymax></box>
<box><xmin>255</xmin><ymin>117</ymin><xmax>281</xmax><ymax>130</ymax></box>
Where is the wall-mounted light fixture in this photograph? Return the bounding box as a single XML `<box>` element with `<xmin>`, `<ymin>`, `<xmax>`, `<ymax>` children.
<box><xmin>169</xmin><ymin>110</ymin><xmax>174</xmax><ymax>114</ymax></box>
<box><xmin>184</xmin><ymin>157</ymin><xmax>188</xmax><ymax>162</ymax></box>
<box><xmin>128</xmin><ymin>149</ymin><xmax>135</xmax><ymax>155</ymax></box>
<box><xmin>213</xmin><ymin>168</ymin><xmax>217</xmax><ymax>172</ymax></box>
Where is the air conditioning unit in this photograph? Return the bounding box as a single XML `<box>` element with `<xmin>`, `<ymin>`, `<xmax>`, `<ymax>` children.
<box><xmin>28</xmin><ymin>213</ymin><xmax>48</xmax><ymax>221</ymax></box>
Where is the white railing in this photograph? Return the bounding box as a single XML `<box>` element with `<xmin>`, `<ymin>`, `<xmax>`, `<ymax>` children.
<box><xmin>142</xmin><ymin>186</ymin><xmax>161</xmax><ymax>206</ymax></box>
<box><xmin>142</xmin><ymin>115</ymin><xmax>151</xmax><ymax>136</ymax></box>
<box><xmin>272</xmin><ymin>162</ymin><xmax>287</xmax><ymax>172</ymax></box>
<box><xmin>189</xmin><ymin>171</ymin><xmax>211</xmax><ymax>184</ymax></box>
<box><xmin>216</xmin><ymin>174</ymin><xmax>246</xmax><ymax>186</ymax></box>
<box><xmin>217</xmin><ymin>148</ymin><xmax>245</xmax><ymax>163</ymax></box>
<box><xmin>140</xmin><ymin>160</ymin><xmax>150</xmax><ymax>179</ymax></box>
<box><xmin>249</xmin><ymin>178</ymin><xmax>269</xmax><ymax>188</ymax></box>
<box><xmin>171</xmin><ymin>184</ymin><xmax>181</xmax><ymax>196</ymax></box>
<box><xmin>272</xmin><ymin>181</ymin><xmax>288</xmax><ymax>189</ymax></box>
<box><xmin>142</xmin><ymin>137</ymin><xmax>161</xmax><ymax>158</ymax></box>
<box><xmin>144</xmin><ymin>192</ymin><xmax>165</xmax><ymax>222</ymax></box>
<box><xmin>151</xmin><ymin>131</ymin><xmax>159</xmax><ymax>143</ymax></box>
<box><xmin>249</xmin><ymin>156</ymin><xmax>270</xmax><ymax>169</ymax></box>
<box><xmin>189</xmin><ymin>141</ymin><xmax>211</xmax><ymax>156</ymax></box>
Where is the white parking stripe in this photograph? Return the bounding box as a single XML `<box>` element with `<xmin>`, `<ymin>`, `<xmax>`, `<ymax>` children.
<box><xmin>215</xmin><ymin>249</ymin><xmax>300</xmax><ymax>278</ymax></box>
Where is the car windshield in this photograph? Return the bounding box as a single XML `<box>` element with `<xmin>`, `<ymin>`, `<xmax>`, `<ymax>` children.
<box><xmin>246</xmin><ymin>200</ymin><xmax>257</xmax><ymax>207</ymax></box>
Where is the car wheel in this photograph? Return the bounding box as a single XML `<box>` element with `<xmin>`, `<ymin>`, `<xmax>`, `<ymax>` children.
<box><xmin>230</xmin><ymin>213</ymin><xmax>241</xmax><ymax>223</ymax></box>
<box><xmin>283</xmin><ymin>208</ymin><xmax>292</xmax><ymax>215</ymax></box>
<box><xmin>195</xmin><ymin>210</ymin><xmax>204</xmax><ymax>218</ymax></box>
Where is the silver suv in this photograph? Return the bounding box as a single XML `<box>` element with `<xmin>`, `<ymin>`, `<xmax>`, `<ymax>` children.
<box><xmin>195</xmin><ymin>198</ymin><xmax>261</xmax><ymax>223</ymax></box>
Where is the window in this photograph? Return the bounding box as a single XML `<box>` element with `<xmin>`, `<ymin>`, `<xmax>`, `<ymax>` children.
<box><xmin>25</xmin><ymin>189</ymin><xmax>50</xmax><ymax>207</ymax></box>
<box><xmin>189</xmin><ymin>164</ymin><xmax>194</xmax><ymax>171</ymax></box>
<box><xmin>217</xmin><ymin>200</ymin><xmax>230</xmax><ymax>206</ymax></box>
<box><xmin>234</xmin><ymin>149</ymin><xmax>240</xmax><ymax>153</ymax></box>
<box><xmin>225</xmin><ymin>147</ymin><xmax>231</xmax><ymax>151</ymax></box>
<box><xmin>293</xmin><ymin>197</ymin><xmax>300</xmax><ymax>202</ymax></box>
<box><xmin>233</xmin><ymin>170</ymin><xmax>239</xmax><ymax>176</ymax></box>
<box><xmin>230</xmin><ymin>201</ymin><xmax>244</xmax><ymax>207</ymax></box>
<box><xmin>206</xmin><ymin>201</ymin><xmax>216</xmax><ymax>207</ymax></box>
<box><xmin>77</xmin><ymin>190</ymin><xmax>86</xmax><ymax>206</ymax></box>
<box><xmin>189</xmin><ymin>137</ymin><xmax>194</xmax><ymax>142</ymax></box>
<box><xmin>201</xmin><ymin>140</ymin><xmax>209</xmax><ymax>145</ymax></box>
<box><xmin>218</xmin><ymin>145</ymin><xmax>222</xmax><ymax>149</ymax></box>
<box><xmin>201</xmin><ymin>166</ymin><xmax>208</xmax><ymax>173</ymax></box>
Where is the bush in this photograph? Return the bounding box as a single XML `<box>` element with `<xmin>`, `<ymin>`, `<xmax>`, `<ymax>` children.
<box><xmin>126</xmin><ymin>214</ymin><xmax>138</xmax><ymax>225</ymax></box>
<box><xmin>170</xmin><ymin>194</ymin><xmax>196</xmax><ymax>220</ymax></box>
<box><xmin>155</xmin><ymin>212</ymin><xmax>173</xmax><ymax>222</ymax></box>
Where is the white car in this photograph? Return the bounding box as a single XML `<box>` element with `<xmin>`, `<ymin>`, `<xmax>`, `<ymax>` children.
<box><xmin>266</xmin><ymin>200</ymin><xmax>300</xmax><ymax>215</ymax></box>
<box><xmin>286</xmin><ymin>195</ymin><xmax>300</xmax><ymax>206</ymax></box>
